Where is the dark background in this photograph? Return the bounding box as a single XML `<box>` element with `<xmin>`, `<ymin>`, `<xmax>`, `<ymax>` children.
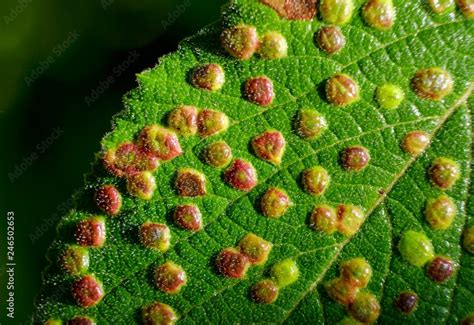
<box><xmin>0</xmin><ymin>0</ymin><xmax>225</xmax><ymax>322</ymax></box>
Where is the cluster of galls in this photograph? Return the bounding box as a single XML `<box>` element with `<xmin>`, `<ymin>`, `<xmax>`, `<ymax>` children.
<box><xmin>102</xmin><ymin>127</ymin><xmax>175</xmax><ymax>201</ymax></box>
<box><xmin>220</xmin><ymin>24</ymin><xmax>288</xmax><ymax>61</ymax></box>
<box><xmin>191</xmin><ymin>62</ymin><xmax>277</xmax><ymax>107</ymax></box>
<box><xmin>200</xmin><ymin>138</ymin><xmax>261</xmax><ymax>193</ymax></box>
<box><xmin>254</xmin><ymin>141</ymin><xmax>369</xmax><ymax>225</ymax></box>
<box><xmin>326</xmin><ymin>258</ymin><xmax>380</xmax><ymax>324</ymax></box>
<box><xmin>262</xmin><ymin>0</ymin><xmax>400</xmax><ymax>58</ymax></box>
<box><xmin>310</xmin><ymin>204</ymin><xmax>365</xmax><ymax>237</ymax></box>
<box><xmin>103</xmin><ymin>105</ymin><xmax>230</xmax><ymax>201</ymax></box>
<box><xmin>218</xmin><ymin>129</ymin><xmax>288</xmax><ymax>193</ymax></box>
<box><xmin>262</xmin><ymin>0</ymin><xmax>396</xmax><ymax>30</ymax></box>
<box><xmin>262</xmin><ymin>0</ymin><xmax>398</xmax><ymax>56</ymax></box>
<box><xmin>138</xmin><ymin>260</ymin><xmax>184</xmax><ymax>322</ymax></box>
<box><xmin>325</xmin><ymin>66</ymin><xmax>453</xmax><ymax>111</ymax></box>
<box><xmin>214</xmin><ymin>239</ymin><xmax>298</xmax><ymax>305</ymax></box>
<box><xmin>394</xmin><ymin>154</ymin><xmax>462</xmax><ymax>281</ymax></box>
<box><xmin>219</xmin><ymin>25</ymin><xmax>287</xmax><ymax>107</ymax></box>
<box><xmin>251</xmin><ymin>259</ymin><xmax>300</xmax><ymax>304</ymax></box>
<box><xmin>82</xmin><ymin>101</ymin><xmax>232</xmax><ymax>314</ymax></box>
<box><xmin>57</xmin><ymin>217</ymin><xmax>107</xmax><ymax>308</ymax></box>
<box><xmin>398</xmin><ymin>230</ymin><xmax>456</xmax><ymax>283</ymax></box>
<box><xmin>202</xmin><ymin>143</ymin><xmax>259</xmax><ymax>193</ymax></box>
<box><xmin>216</xmin><ymin>233</ymin><xmax>273</xmax><ymax>279</ymax></box>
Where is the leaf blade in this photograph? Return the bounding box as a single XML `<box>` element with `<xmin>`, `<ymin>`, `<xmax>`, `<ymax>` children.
<box><xmin>35</xmin><ymin>1</ymin><xmax>474</xmax><ymax>323</ymax></box>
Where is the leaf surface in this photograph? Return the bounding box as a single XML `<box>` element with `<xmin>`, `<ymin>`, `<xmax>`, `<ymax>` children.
<box><xmin>35</xmin><ymin>0</ymin><xmax>474</xmax><ymax>323</ymax></box>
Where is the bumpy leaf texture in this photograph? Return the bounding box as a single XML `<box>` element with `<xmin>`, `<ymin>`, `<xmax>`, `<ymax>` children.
<box><xmin>35</xmin><ymin>0</ymin><xmax>474</xmax><ymax>324</ymax></box>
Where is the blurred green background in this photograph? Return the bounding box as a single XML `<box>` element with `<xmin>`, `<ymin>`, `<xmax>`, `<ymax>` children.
<box><xmin>0</xmin><ymin>0</ymin><xmax>225</xmax><ymax>323</ymax></box>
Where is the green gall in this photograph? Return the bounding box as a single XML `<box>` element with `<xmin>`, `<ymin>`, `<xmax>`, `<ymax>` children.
<box><xmin>429</xmin><ymin>157</ymin><xmax>460</xmax><ymax>190</ymax></box>
<box><xmin>191</xmin><ymin>63</ymin><xmax>225</xmax><ymax>91</ymax></box>
<box><xmin>398</xmin><ymin>230</ymin><xmax>435</xmax><ymax>267</ymax></box>
<box><xmin>412</xmin><ymin>67</ymin><xmax>454</xmax><ymax>100</ymax></box>
<box><xmin>340</xmin><ymin>258</ymin><xmax>372</xmax><ymax>288</ymax></box>
<box><xmin>326</xmin><ymin>73</ymin><xmax>360</xmax><ymax>106</ymax></box>
<box><xmin>197</xmin><ymin>109</ymin><xmax>229</xmax><ymax>137</ymax></box>
<box><xmin>137</xmin><ymin>125</ymin><xmax>182</xmax><ymax>161</ymax></box>
<box><xmin>376</xmin><ymin>84</ymin><xmax>405</xmax><ymax>109</ymax></box>
<box><xmin>258</xmin><ymin>31</ymin><xmax>288</xmax><ymax>59</ymax></box>
<box><xmin>71</xmin><ymin>275</ymin><xmax>104</xmax><ymax>308</ymax></box>
<box><xmin>302</xmin><ymin>166</ymin><xmax>330</xmax><ymax>195</ymax></box>
<box><xmin>429</xmin><ymin>0</ymin><xmax>455</xmax><ymax>14</ymax></box>
<box><xmin>245</xmin><ymin>76</ymin><xmax>275</xmax><ymax>106</ymax></box>
<box><xmin>402</xmin><ymin>131</ymin><xmax>430</xmax><ymax>156</ymax></box>
<box><xmin>294</xmin><ymin>108</ymin><xmax>328</xmax><ymax>140</ymax></box>
<box><xmin>174</xmin><ymin>204</ymin><xmax>203</xmax><ymax>232</ymax></box>
<box><xmin>216</xmin><ymin>247</ymin><xmax>250</xmax><ymax>278</ymax></box>
<box><xmin>167</xmin><ymin>105</ymin><xmax>198</xmax><ymax>136</ymax></box>
<box><xmin>59</xmin><ymin>246</ymin><xmax>89</xmax><ymax>275</ymax></box>
<box><xmin>176</xmin><ymin>168</ymin><xmax>207</xmax><ymax>197</ymax></box>
<box><xmin>316</xmin><ymin>26</ymin><xmax>346</xmax><ymax>55</ymax></box>
<box><xmin>203</xmin><ymin>141</ymin><xmax>233</xmax><ymax>168</ymax></box>
<box><xmin>252</xmin><ymin>130</ymin><xmax>286</xmax><ymax>165</ymax></box>
<box><xmin>309</xmin><ymin>204</ymin><xmax>338</xmax><ymax>234</ymax></box>
<box><xmin>75</xmin><ymin>217</ymin><xmax>106</xmax><ymax>248</ymax></box>
<box><xmin>348</xmin><ymin>292</ymin><xmax>381</xmax><ymax>324</ymax></box>
<box><xmin>224</xmin><ymin>159</ymin><xmax>258</xmax><ymax>191</ymax></box>
<box><xmin>139</xmin><ymin>222</ymin><xmax>171</xmax><ymax>252</ymax></box>
<box><xmin>337</xmin><ymin>204</ymin><xmax>365</xmax><ymax>237</ymax></box>
<box><xmin>425</xmin><ymin>195</ymin><xmax>456</xmax><ymax>230</ymax></box>
<box><xmin>325</xmin><ymin>277</ymin><xmax>358</xmax><ymax>305</ymax></box>
<box><xmin>362</xmin><ymin>0</ymin><xmax>396</xmax><ymax>30</ymax></box>
<box><xmin>463</xmin><ymin>226</ymin><xmax>474</xmax><ymax>254</ymax></box>
<box><xmin>154</xmin><ymin>261</ymin><xmax>187</xmax><ymax>294</ymax></box>
<box><xmin>127</xmin><ymin>171</ymin><xmax>157</xmax><ymax>200</ymax></box>
<box><xmin>221</xmin><ymin>24</ymin><xmax>259</xmax><ymax>60</ymax></box>
<box><xmin>271</xmin><ymin>258</ymin><xmax>299</xmax><ymax>288</ymax></box>
<box><xmin>341</xmin><ymin>146</ymin><xmax>370</xmax><ymax>172</ymax></box>
<box><xmin>238</xmin><ymin>233</ymin><xmax>273</xmax><ymax>265</ymax></box>
<box><xmin>395</xmin><ymin>291</ymin><xmax>418</xmax><ymax>315</ymax></box>
<box><xmin>260</xmin><ymin>187</ymin><xmax>292</xmax><ymax>218</ymax></box>
<box><xmin>320</xmin><ymin>0</ymin><xmax>355</xmax><ymax>25</ymax></box>
<box><xmin>426</xmin><ymin>256</ymin><xmax>455</xmax><ymax>283</ymax></box>
<box><xmin>142</xmin><ymin>302</ymin><xmax>178</xmax><ymax>325</ymax></box>
<box><xmin>251</xmin><ymin>279</ymin><xmax>279</xmax><ymax>304</ymax></box>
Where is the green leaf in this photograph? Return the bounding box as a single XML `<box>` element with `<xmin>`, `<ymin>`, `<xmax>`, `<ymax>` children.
<box><xmin>35</xmin><ymin>0</ymin><xmax>474</xmax><ymax>323</ymax></box>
